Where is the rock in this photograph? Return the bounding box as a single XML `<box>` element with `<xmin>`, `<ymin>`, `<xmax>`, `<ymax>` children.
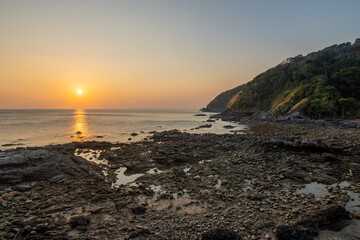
<box><xmin>131</xmin><ymin>206</ymin><xmax>147</xmax><ymax>215</ymax></box>
<box><xmin>282</xmin><ymin>170</ymin><xmax>308</xmax><ymax>182</ymax></box>
<box><xmin>1</xmin><ymin>143</ymin><xmax>18</xmax><ymax>147</ymax></box>
<box><xmin>13</xmin><ymin>183</ymin><xmax>35</xmax><ymax>192</ymax></box>
<box><xmin>115</xmin><ymin>201</ymin><xmax>127</xmax><ymax>209</ymax></box>
<box><xmin>223</xmin><ymin>125</ymin><xmax>236</xmax><ymax>129</ymax></box>
<box><xmin>27</xmin><ymin>150</ymin><xmax>52</xmax><ymax>161</ymax></box>
<box><xmin>49</xmin><ymin>174</ymin><xmax>69</xmax><ymax>183</ymax></box>
<box><xmin>69</xmin><ymin>215</ymin><xmax>90</xmax><ymax>228</ymax></box>
<box><xmin>352</xmin><ymin>210</ymin><xmax>360</xmax><ymax>218</ymax></box>
<box><xmin>321</xmin><ymin>153</ymin><xmax>342</xmax><ymax>161</ymax></box>
<box><xmin>201</xmin><ymin>228</ymin><xmax>242</xmax><ymax>240</ymax></box>
<box><xmin>264</xmin><ymin>138</ymin><xmax>329</xmax><ymax>153</ymax></box>
<box><xmin>0</xmin><ymin>149</ymin><xmax>91</xmax><ymax>184</ymax></box>
<box><xmin>275</xmin><ymin>225</ymin><xmax>315</xmax><ymax>240</ymax></box>
<box><xmin>0</xmin><ymin>154</ymin><xmax>29</xmax><ymax>167</ymax></box>
<box><xmin>96</xmin><ymin>136</ymin><xmax>104</xmax><ymax>138</ymax></box>
<box><xmin>131</xmin><ymin>133</ymin><xmax>138</xmax><ymax>136</ymax></box>
<box><xmin>35</xmin><ymin>225</ymin><xmax>51</xmax><ymax>233</ymax></box>
<box><xmin>199</xmin><ymin>124</ymin><xmax>212</xmax><ymax>128</ymax></box>
<box><xmin>206</xmin><ymin>119</ymin><xmax>216</xmax><ymax>122</ymax></box>
<box><xmin>124</xmin><ymin>161</ymin><xmax>141</xmax><ymax>169</ymax></box>
<box><xmin>275</xmin><ymin>205</ymin><xmax>350</xmax><ymax>240</ymax></box>
<box><xmin>126</xmin><ymin>228</ymin><xmax>152</xmax><ymax>239</ymax></box>
<box><xmin>194</xmin><ymin>114</ymin><xmax>207</xmax><ymax>116</ymax></box>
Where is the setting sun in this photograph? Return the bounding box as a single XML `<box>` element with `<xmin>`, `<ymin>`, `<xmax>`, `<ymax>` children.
<box><xmin>77</xmin><ymin>89</ymin><xmax>83</xmax><ymax>95</ymax></box>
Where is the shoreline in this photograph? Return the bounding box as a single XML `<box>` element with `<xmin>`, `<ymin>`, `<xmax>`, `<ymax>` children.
<box><xmin>1</xmin><ymin>118</ymin><xmax>360</xmax><ymax>239</ymax></box>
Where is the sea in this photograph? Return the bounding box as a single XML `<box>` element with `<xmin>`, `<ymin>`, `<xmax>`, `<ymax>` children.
<box><xmin>0</xmin><ymin>109</ymin><xmax>247</xmax><ymax>150</ymax></box>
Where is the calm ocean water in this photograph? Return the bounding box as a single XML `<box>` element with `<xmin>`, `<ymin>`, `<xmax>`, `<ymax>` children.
<box><xmin>0</xmin><ymin>109</ymin><xmax>247</xmax><ymax>150</ymax></box>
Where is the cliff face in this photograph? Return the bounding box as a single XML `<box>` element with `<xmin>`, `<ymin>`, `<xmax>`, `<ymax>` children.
<box><xmin>210</xmin><ymin>39</ymin><xmax>360</xmax><ymax>118</ymax></box>
<box><xmin>203</xmin><ymin>85</ymin><xmax>243</xmax><ymax>112</ymax></box>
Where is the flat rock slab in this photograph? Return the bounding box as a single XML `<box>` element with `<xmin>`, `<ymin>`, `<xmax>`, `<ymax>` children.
<box><xmin>0</xmin><ymin>148</ymin><xmax>92</xmax><ymax>184</ymax></box>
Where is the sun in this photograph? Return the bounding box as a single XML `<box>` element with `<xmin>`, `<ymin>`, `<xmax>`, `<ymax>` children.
<box><xmin>77</xmin><ymin>89</ymin><xmax>83</xmax><ymax>95</ymax></box>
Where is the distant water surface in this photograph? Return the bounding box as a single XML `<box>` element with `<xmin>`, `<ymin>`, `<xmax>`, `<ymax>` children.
<box><xmin>0</xmin><ymin>109</ymin><xmax>247</xmax><ymax>150</ymax></box>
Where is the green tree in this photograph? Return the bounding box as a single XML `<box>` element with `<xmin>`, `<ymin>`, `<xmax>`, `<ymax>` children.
<box><xmin>331</xmin><ymin>67</ymin><xmax>360</xmax><ymax>99</ymax></box>
<box><xmin>339</xmin><ymin>98</ymin><xmax>358</xmax><ymax>118</ymax></box>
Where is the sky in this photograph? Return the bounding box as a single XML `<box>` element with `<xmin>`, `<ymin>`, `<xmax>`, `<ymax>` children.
<box><xmin>0</xmin><ymin>0</ymin><xmax>359</xmax><ymax>109</ymax></box>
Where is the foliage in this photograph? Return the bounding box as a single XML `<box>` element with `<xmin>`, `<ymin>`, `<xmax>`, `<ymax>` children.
<box><xmin>227</xmin><ymin>40</ymin><xmax>360</xmax><ymax>119</ymax></box>
<box><xmin>205</xmin><ymin>84</ymin><xmax>243</xmax><ymax>111</ymax></box>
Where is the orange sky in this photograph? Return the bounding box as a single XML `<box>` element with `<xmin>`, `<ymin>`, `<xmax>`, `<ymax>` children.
<box><xmin>0</xmin><ymin>52</ymin><xmax>266</xmax><ymax>108</ymax></box>
<box><xmin>0</xmin><ymin>1</ymin><xmax>359</xmax><ymax>109</ymax></box>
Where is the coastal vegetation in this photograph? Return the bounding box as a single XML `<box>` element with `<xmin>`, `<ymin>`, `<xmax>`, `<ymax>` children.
<box><xmin>203</xmin><ymin>85</ymin><xmax>243</xmax><ymax>112</ymax></box>
<box><xmin>211</xmin><ymin>39</ymin><xmax>360</xmax><ymax>119</ymax></box>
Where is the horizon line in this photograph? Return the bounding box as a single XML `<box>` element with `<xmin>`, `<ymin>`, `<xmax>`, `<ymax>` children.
<box><xmin>0</xmin><ymin>108</ymin><xmax>202</xmax><ymax>110</ymax></box>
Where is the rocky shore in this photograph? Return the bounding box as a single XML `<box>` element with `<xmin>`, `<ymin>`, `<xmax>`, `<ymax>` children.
<box><xmin>1</xmin><ymin>117</ymin><xmax>360</xmax><ymax>239</ymax></box>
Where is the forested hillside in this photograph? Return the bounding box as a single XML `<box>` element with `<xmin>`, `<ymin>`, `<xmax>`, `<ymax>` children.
<box><xmin>223</xmin><ymin>39</ymin><xmax>360</xmax><ymax>118</ymax></box>
<box><xmin>203</xmin><ymin>85</ymin><xmax>243</xmax><ymax>112</ymax></box>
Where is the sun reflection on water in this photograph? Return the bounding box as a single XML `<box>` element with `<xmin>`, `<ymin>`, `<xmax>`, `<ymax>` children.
<box><xmin>73</xmin><ymin>109</ymin><xmax>88</xmax><ymax>141</ymax></box>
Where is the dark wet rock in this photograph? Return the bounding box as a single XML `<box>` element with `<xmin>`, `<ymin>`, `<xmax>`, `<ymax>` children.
<box><xmin>275</xmin><ymin>225</ymin><xmax>316</xmax><ymax>240</ymax></box>
<box><xmin>0</xmin><ymin>149</ymin><xmax>92</xmax><ymax>184</ymax></box>
<box><xmin>96</xmin><ymin>136</ymin><xmax>104</xmax><ymax>138</ymax></box>
<box><xmin>201</xmin><ymin>228</ymin><xmax>242</xmax><ymax>240</ymax></box>
<box><xmin>1</xmin><ymin>143</ymin><xmax>24</xmax><ymax>147</ymax></box>
<box><xmin>264</xmin><ymin>138</ymin><xmax>330</xmax><ymax>153</ymax></box>
<box><xmin>206</xmin><ymin>119</ymin><xmax>215</xmax><ymax>122</ymax></box>
<box><xmin>152</xmin><ymin>129</ymin><xmax>181</xmax><ymax>139</ymax></box>
<box><xmin>173</xmin><ymin>168</ymin><xmax>186</xmax><ymax>176</ymax></box>
<box><xmin>124</xmin><ymin>161</ymin><xmax>142</xmax><ymax>169</ymax></box>
<box><xmin>282</xmin><ymin>170</ymin><xmax>309</xmax><ymax>182</ymax></box>
<box><xmin>217</xmin><ymin>143</ymin><xmax>235</xmax><ymax>151</ymax></box>
<box><xmin>126</xmin><ymin>228</ymin><xmax>152</xmax><ymax>239</ymax></box>
<box><xmin>75</xmin><ymin>131</ymin><xmax>82</xmax><ymax>134</ymax></box>
<box><xmin>275</xmin><ymin>205</ymin><xmax>350</xmax><ymax>240</ymax></box>
<box><xmin>35</xmin><ymin>224</ymin><xmax>51</xmax><ymax>233</ymax></box>
<box><xmin>49</xmin><ymin>174</ymin><xmax>69</xmax><ymax>183</ymax></box>
<box><xmin>199</xmin><ymin>124</ymin><xmax>212</xmax><ymax>128</ymax></box>
<box><xmin>0</xmin><ymin>154</ymin><xmax>29</xmax><ymax>167</ymax></box>
<box><xmin>1</xmin><ymin>143</ymin><xmax>15</xmax><ymax>147</ymax></box>
<box><xmin>223</xmin><ymin>125</ymin><xmax>236</xmax><ymax>129</ymax></box>
<box><xmin>321</xmin><ymin>152</ymin><xmax>342</xmax><ymax>161</ymax></box>
<box><xmin>194</xmin><ymin>114</ymin><xmax>207</xmax><ymax>116</ymax></box>
<box><xmin>247</xmin><ymin>193</ymin><xmax>265</xmax><ymax>201</ymax></box>
<box><xmin>69</xmin><ymin>215</ymin><xmax>90</xmax><ymax>228</ymax></box>
<box><xmin>323</xmin><ymin>120</ymin><xmax>358</xmax><ymax>128</ymax></box>
<box><xmin>1</xmin><ymin>118</ymin><xmax>360</xmax><ymax>239</ymax></box>
<box><xmin>131</xmin><ymin>205</ymin><xmax>147</xmax><ymax>215</ymax></box>
<box><xmin>131</xmin><ymin>133</ymin><xmax>138</xmax><ymax>136</ymax></box>
<box><xmin>115</xmin><ymin>200</ymin><xmax>127</xmax><ymax>209</ymax></box>
<box><xmin>13</xmin><ymin>183</ymin><xmax>35</xmax><ymax>192</ymax></box>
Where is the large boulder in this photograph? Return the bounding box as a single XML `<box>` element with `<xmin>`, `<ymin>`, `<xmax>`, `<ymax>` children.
<box><xmin>275</xmin><ymin>205</ymin><xmax>350</xmax><ymax>240</ymax></box>
<box><xmin>69</xmin><ymin>215</ymin><xmax>90</xmax><ymax>228</ymax></box>
<box><xmin>0</xmin><ymin>149</ymin><xmax>92</xmax><ymax>184</ymax></box>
